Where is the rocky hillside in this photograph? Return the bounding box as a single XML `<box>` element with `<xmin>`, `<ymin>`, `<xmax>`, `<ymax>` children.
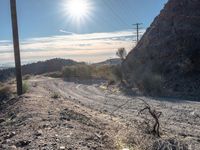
<box><xmin>0</xmin><ymin>58</ymin><xmax>79</xmax><ymax>82</ymax></box>
<box><xmin>122</xmin><ymin>0</ymin><xmax>200</xmax><ymax>99</ymax></box>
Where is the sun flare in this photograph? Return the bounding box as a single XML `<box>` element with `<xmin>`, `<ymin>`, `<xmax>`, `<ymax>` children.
<box><xmin>65</xmin><ymin>0</ymin><xmax>92</xmax><ymax>23</ymax></box>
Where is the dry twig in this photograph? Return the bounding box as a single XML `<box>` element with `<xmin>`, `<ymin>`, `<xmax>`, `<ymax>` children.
<box><xmin>138</xmin><ymin>98</ymin><xmax>162</xmax><ymax>137</ymax></box>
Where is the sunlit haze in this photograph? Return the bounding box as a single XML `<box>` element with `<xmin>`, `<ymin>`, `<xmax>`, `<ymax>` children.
<box><xmin>64</xmin><ymin>0</ymin><xmax>92</xmax><ymax>23</ymax></box>
<box><xmin>0</xmin><ymin>0</ymin><xmax>168</xmax><ymax>67</ymax></box>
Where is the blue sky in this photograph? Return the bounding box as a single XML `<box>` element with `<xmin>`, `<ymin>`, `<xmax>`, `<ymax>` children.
<box><xmin>0</xmin><ymin>0</ymin><xmax>168</xmax><ymax>66</ymax></box>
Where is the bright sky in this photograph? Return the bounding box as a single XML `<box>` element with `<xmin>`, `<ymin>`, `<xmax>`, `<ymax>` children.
<box><xmin>0</xmin><ymin>0</ymin><xmax>168</xmax><ymax>67</ymax></box>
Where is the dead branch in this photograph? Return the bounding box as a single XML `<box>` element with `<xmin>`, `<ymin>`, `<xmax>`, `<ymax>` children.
<box><xmin>138</xmin><ymin>98</ymin><xmax>162</xmax><ymax>137</ymax></box>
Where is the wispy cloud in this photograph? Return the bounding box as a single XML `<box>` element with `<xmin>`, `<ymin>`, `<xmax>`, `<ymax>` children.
<box><xmin>59</xmin><ymin>29</ymin><xmax>76</xmax><ymax>35</ymax></box>
<box><xmin>0</xmin><ymin>29</ymin><xmax>144</xmax><ymax>66</ymax></box>
<box><xmin>0</xmin><ymin>40</ymin><xmax>11</xmax><ymax>43</ymax></box>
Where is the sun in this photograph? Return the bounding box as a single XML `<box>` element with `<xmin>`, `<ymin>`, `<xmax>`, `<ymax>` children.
<box><xmin>65</xmin><ymin>0</ymin><xmax>92</xmax><ymax>23</ymax></box>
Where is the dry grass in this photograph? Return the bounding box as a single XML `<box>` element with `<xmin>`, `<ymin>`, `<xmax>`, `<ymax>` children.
<box><xmin>22</xmin><ymin>81</ymin><xmax>29</xmax><ymax>94</ymax></box>
<box><xmin>62</xmin><ymin>64</ymin><xmax>93</xmax><ymax>79</ymax></box>
<box><xmin>62</xmin><ymin>64</ymin><xmax>122</xmax><ymax>82</ymax></box>
<box><xmin>130</xmin><ymin>70</ymin><xmax>164</xmax><ymax>96</ymax></box>
<box><xmin>44</xmin><ymin>72</ymin><xmax>62</xmax><ymax>78</ymax></box>
<box><xmin>51</xmin><ymin>92</ymin><xmax>60</xmax><ymax>99</ymax></box>
<box><xmin>114</xmin><ymin>126</ymin><xmax>189</xmax><ymax>150</ymax></box>
<box><xmin>152</xmin><ymin>138</ymin><xmax>189</xmax><ymax>150</ymax></box>
<box><xmin>0</xmin><ymin>84</ymin><xmax>11</xmax><ymax>101</ymax></box>
<box><xmin>113</xmin><ymin>125</ymin><xmax>155</xmax><ymax>150</ymax></box>
<box><xmin>23</xmin><ymin>75</ymin><xmax>31</xmax><ymax>80</ymax></box>
<box><xmin>93</xmin><ymin>65</ymin><xmax>117</xmax><ymax>81</ymax></box>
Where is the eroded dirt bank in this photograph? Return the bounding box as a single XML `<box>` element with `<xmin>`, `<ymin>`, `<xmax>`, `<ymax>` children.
<box><xmin>0</xmin><ymin>76</ymin><xmax>200</xmax><ymax>149</ymax></box>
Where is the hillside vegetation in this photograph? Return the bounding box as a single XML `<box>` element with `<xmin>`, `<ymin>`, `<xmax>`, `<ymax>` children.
<box><xmin>122</xmin><ymin>0</ymin><xmax>200</xmax><ymax>100</ymax></box>
<box><xmin>0</xmin><ymin>83</ymin><xmax>11</xmax><ymax>101</ymax></box>
<box><xmin>0</xmin><ymin>58</ymin><xmax>80</xmax><ymax>82</ymax></box>
<box><xmin>48</xmin><ymin>64</ymin><xmax>123</xmax><ymax>83</ymax></box>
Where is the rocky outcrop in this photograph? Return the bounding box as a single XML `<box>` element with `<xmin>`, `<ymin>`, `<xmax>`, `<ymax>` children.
<box><xmin>122</xmin><ymin>0</ymin><xmax>200</xmax><ymax>99</ymax></box>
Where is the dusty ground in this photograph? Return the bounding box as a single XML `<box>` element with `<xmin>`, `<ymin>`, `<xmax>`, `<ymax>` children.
<box><xmin>0</xmin><ymin>76</ymin><xmax>200</xmax><ymax>150</ymax></box>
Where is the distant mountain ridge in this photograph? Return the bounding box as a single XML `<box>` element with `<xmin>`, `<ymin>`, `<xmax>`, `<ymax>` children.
<box><xmin>94</xmin><ymin>58</ymin><xmax>121</xmax><ymax>66</ymax></box>
<box><xmin>0</xmin><ymin>58</ymin><xmax>80</xmax><ymax>82</ymax></box>
<box><xmin>0</xmin><ymin>58</ymin><xmax>121</xmax><ymax>82</ymax></box>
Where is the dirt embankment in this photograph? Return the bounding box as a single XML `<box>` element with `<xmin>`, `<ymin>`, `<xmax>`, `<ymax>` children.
<box><xmin>0</xmin><ymin>77</ymin><xmax>148</xmax><ymax>150</ymax></box>
<box><xmin>0</xmin><ymin>76</ymin><xmax>200</xmax><ymax>149</ymax></box>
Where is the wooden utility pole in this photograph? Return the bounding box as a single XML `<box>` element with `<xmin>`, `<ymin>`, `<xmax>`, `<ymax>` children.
<box><xmin>133</xmin><ymin>23</ymin><xmax>143</xmax><ymax>43</ymax></box>
<box><xmin>10</xmin><ymin>0</ymin><xmax>23</xmax><ymax>95</ymax></box>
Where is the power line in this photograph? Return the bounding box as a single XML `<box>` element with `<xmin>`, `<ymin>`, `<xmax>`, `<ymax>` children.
<box><xmin>126</xmin><ymin>0</ymin><xmax>137</xmax><ymax>15</ymax></box>
<box><xmin>118</xmin><ymin>0</ymin><xmax>136</xmax><ymax>20</ymax></box>
<box><xmin>91</xmin><ymin>13</ymin><xmax>119</xmax><ymax>32</ymax></box>
<box><xmin>102</xmin><ymin>0</ymin><xmax>130</xmax><ymax>27</ymax></box>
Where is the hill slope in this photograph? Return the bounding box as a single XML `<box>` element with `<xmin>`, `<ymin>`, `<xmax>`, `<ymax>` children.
<box><xmin>94</xmin><ymin>58</ymin><xmax>121</xmax><ymax>66</ymax></box>
<box><xmin>122</xmin><ymin>0</ymin><xmax>200</xmax><ymax>99</ymax></box>
<box><xmin>0</xmin><ymin>58</ymin><xmax>80</xmax><ymax>82</ymax></box>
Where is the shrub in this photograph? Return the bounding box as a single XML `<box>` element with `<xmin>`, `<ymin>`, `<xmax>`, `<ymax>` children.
<box><xmin>136</xmin><ymin>72</ymin><xmax>164</xmax><ymax>96</ymax></box>
<box><xmin>94</xmin><ymin>64</ymin><xmax>122</xmax><ymax>81</ymax></box>
<box><xmin>62</xmin><ymin>64</ymin><xmax>92</xmax><ymax>79</ymax></box>
<box><xmin>116</xmin><ymin>48</ymin><xmax>127</xmax><ymax>60</ymax></box>
<box><xmin>23</xmin><ymin>74</ymin><xmax>31</xmax><ymax>80</ymax></box>
<box><xmin>111</xmin><ymin>65</ymin><xmax>123</xmax><ymax>82</ymax></box>
<box><xmin>0</xmin><ymin>85</ymin><xmax>11</xmax><ymax>101</ymax></box>
<box><xmin>45</xmin><ymin>71</ymin><xmax>62</xmax><ymax>78</ymax></box>
<box><xmin>152</xmin><ymin>138</ymin><xmax>188</xmax><ymax>150</ymax></box>
<box><xmin>62</xmin><ymin>63</ymin><xmax>123</xmax><ymax>83</ymax></box>
<box><xmin>51</xmin><ymin>92</ymin><xmax>60</xmax><ymax>99</ymax></box>
<box><xmin>22</xmin><ymin>81</ymin><xmax>29</xmax><ymax>94</ymax></box>
<box><xmin>93</xmin><ymin>65</ymin><xmax>113</xmax><ymax>80</ymax></box>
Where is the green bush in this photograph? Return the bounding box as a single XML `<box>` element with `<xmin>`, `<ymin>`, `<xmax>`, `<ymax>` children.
<box><xmin>93</xmin><ymin>65</ymin><xmax>123</xmax><ymax>82</ymax></box>
<box><xmin>62</xmin><ymin>64</ymin><xmax>92</xmax><ymax>79</ymax></box>
<box><xmin>62</xmin><ymin>63</ymin><xmax>123</xmax><ymax>83</ymax></box>
<box><xmin>22</xmin><ymin>81</ymin><xmax>29</xmax><ymax>94</ymax></box>
<box><xmin>93</xmin><ymin>65</ymin><xmax>113</xmax><ymax>80</ymax></box>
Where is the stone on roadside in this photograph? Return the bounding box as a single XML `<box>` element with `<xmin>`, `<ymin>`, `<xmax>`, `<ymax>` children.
<box><xmin>60</xmin><ymin>146</ymin><xmax>65</xmax><ymax>149</ymax></box>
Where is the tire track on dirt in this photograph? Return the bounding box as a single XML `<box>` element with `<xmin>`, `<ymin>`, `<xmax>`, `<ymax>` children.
<box><xmin>30</xmin><ymin>77</ymin><xmax>200</xmax><ymax>145</ymax></box>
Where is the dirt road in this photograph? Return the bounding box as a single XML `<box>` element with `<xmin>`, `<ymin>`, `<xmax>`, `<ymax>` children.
<box><xmin>30</xmin><ymin>76</ymin><xmax>200</xmax><ymax>149</ymax></box>
<box><xmin>1</xmin><ymin>76</ymin><xmax>200</xmax><ymax>149</ymax></box>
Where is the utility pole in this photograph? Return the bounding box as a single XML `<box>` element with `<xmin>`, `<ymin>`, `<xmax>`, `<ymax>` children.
<box><xmin>133</xmin><ymin>23</ymin><xmax>143</xmax><ymax>43</ymax></box>
<box><xmin>10</xmin><ymin>0</ymin><xmax>23</xmax><ymax>95</ymax></box>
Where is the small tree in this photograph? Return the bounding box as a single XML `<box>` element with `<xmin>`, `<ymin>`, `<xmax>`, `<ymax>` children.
<box><xmin>116</xmin><ymin>48</ymin><xmax>127</xmax><ymax>60</ymax></box>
